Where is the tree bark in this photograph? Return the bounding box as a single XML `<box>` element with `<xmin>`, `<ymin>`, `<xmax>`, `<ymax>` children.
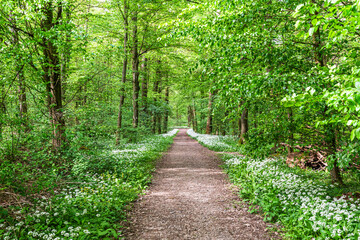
<box><xmin>239</xmin><ymin>106</ymin><xmax>248</xmax><ymax>144</ymax></box>
<box><xmin>222</xmin><ymin>108</ymin><xmax>228</xmax><ymax>136</ymax></box>
<box><xmin>206</xmin><ymin>91</ymin><xmax>213</xmax><ymax>134</ymax></box>
<box><xmin>0</xmin><ymin>90</ymin><xmax>5</xmax><ymax>140</ymax></box>
<box><xmin>10</xmin><ymin>13</ymin><xmax>29</xmax><ymax>132</ymax></box>
<box><xmin>41</xmin><ymin>1</ymin><xmax>65</xmax><ymax>150</ymax></box>
<box><xmin>163</xmin><ymin>86</ymin><xmax>169</xmax><ymax>133</ymax></box>
<box><xmin>60</xmin><ymin>6</ymin><xmax>71</xmax><ymax>103</ymax></box>
<box><xmin>116</xmin><ymin>0</ymin><xmax>128</xmax><ymax>144</ymax></box>
<box><xmin>152</xmin><ymin>78</ymin><xmax>159</xmax><ymax>134</ymax></box>
<box><xmin>187</xmin><ymin>106</ymin><xmax>192</xmax><ymax>128</ymax></box>
<box><xmin>18</xmin><ymin>69</ymin><xmax>28</xmax><ymax>131</ymax></box>
<box><xmin>132</xmin><ymin>12</ymin><xmax>140</xmax><ymax>128</ymax></box>
<box><xmin>328</xmin><ymin>126</ymin><xmax>344</xmax><ymax>185</ymax></box>
<box><xmin>156</xmin><ymin>79</ymin><xmax>162</xmax><ymax>134</ymax></box>
<box><xmin>141</xmin><ymin>57</ymin><xmax>149</xmax><ymax>115</ymax></box>
<box><xmin>192</xmin><ymin>102</ymin><xmax>197</xmax><ymax>132</ymax></box>
<box><xmin>152</xmin><ymin>60</ymin><xmax>161</xmax><ymax>133</ymax></box>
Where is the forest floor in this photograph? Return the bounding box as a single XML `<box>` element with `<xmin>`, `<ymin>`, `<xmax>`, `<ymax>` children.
<box><xmin>122</xmin><ymin>129</ymin><xmax>279</xmax><ymax>240</ymax></box>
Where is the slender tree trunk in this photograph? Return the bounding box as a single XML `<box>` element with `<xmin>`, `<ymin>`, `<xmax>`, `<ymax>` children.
<box><xmin>152</xmin><ymin>60</ymin><xmax>161</xmax><ymax>133</ymax></box>
<box><xmin>157</xmin><ymin>115</ymin><xmax>162</xmax><ymax>134</ymax></box>
<box><xmin>192</xmin><ymin>102</ymin><xmax>197</xmax><ymax>132</ymax></box>
<box><xmin>163</xmin><ymin>86</ymin><xmax>169</xmax><ymax>133</ymax></box>
<box><xmin>60</xmin><ymin>7</ymin><xmax>71</xmax><ymax>103</ymax></box>
<box><xmin>0</xmin><ymin>89</ymin><xmax>5</xmax><ymax>140</ymax></box>
<box><xmin>188</xmin><ymin>106</ymin><xmax>192</xmax><ymax>128</ymax></box>
<box><xmin>18</xmin><ymin>70</ymin><xmax>28</xmax><ymax>131</ymax></box>
<box><xmin>328</xmin><ymin>126</ymin><xmax>344</xmax><ymax>185</ymax></box>
<box><xmin>116</xmin><ymin>0</ymin><xmax>128</xmax><ymax>144</ymax></box>
<box><xmin>141</xmin><ymin>58</ymin><xmax>149</xmax><ymax>115</ymax></box>
<box><xmin>222</xmin><ymin>108</ymin><xmax>229</xmax><ymax>136</ymax></box>
<box><xmin>10</xmin><ymin>14</ymin><xmax>29</xmax><ymax>132</ymax></box>
<box><xmin>206</xmin><ymin>91</ymin><xmax>213</xmax><ymax>134</ymax></box>
<box><xmin>311</xmin><ymin>8</ymin><xmax>326</xmax><ymax>67</ymax></box>
<box><xmin>152</xmin><ymin>78</ymin><xmax>159</xmax><ymax>134</ymax></box>
<box><xmin>41</xmin><ymin>1</ymin><xmax>65</xmax><ymax>150</ymax></box>
<box><xmin>132</xmin><ymin>13</ymin><xmax>140</xmax><ymax>128</ymax></box>
<box><xmin>239</xmin><ymin>106</ymin><xmax>248</xmax><ymax>144</ymax></box>
<box><xmin>156</xmin><ymin>79</ymin><xmax>162</xmax><ymax>134</ymax></box>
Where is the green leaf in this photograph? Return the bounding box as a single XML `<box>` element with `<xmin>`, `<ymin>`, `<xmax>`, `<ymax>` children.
<box><xmin>356</xmin><ymin>128</ymin><xmax>360</xmax><ymax>140</ymax></box>
<box><xmin>311</xmin><ymin>19</ymin><xmax>318</xmax><ymax>26</ymax></box>
<box><xmin>323</xmin><ymin>23</ymin><xmax>329</xmax><ymax>30</ymax></box>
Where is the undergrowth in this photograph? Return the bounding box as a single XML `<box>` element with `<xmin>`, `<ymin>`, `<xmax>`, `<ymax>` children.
<box><xmin>188</xmin><ymin>129</ymin><xmax>360</xmax><ymax>240</ymax></box>
<box><xmin>0</xmin><ymin>129</ymin><xmax>178</xmax><ymax>240</ymax></box>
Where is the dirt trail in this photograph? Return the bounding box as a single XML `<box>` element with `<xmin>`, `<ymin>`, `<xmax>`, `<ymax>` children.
<box><xmin>123</xmin><ymin>129</ymin><xmax>276</xmax><ymax>239</ymax></box>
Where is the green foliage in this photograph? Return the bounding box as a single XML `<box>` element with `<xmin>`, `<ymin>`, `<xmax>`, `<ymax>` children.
<box><xmin>0</xmin><ymin>131</ymin><xmax>177</xmax><ymax>239</ymax></box>
<box><xmin>189</xmin><ymin>129</ymin><xmax>360</xmax><ymax>239</ymax></box>
<box><xmin>223</xmin><ymin>155</ymin><xmax>360</xmax><ymax>240</ymax></box>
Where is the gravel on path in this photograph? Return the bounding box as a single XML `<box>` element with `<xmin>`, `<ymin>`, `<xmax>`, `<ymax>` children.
<box><xmin>122</xmin><ymin>129</ymin><xmax>278</xmax><ymax>240</ymax></box>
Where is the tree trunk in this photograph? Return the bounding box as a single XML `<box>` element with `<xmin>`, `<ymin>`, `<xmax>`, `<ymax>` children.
<box><xmin>192</xmin><ymin>102</ymin><xmax>197</xmax><ymax>132</ymax></box>
<box><xmin>206</xmin><ymin>91</ymin><xmax>213</xmax><ymax>134</ymax></box>
<box><xmin>188</xmin><ymin>106</ymin><xmax>192</xmax><ymax>128</ymax></box>
<box><xmin>163</xmin><ymin>86</ymin><xmax>169</xmax><ymax>133</ymax></box>
<box><xmin>157</xmin><ymin>114</ymin><xmax>162</xmax><ymax>134</ymax></box>
<box><xmin>152</xmin><ymin>77</ymin><xmax>159</xmax><ymax>134</ymax></box>
<box><xmin>152</xmin><ymin>60</ymin><xmax>161</xmax><ymax>133</ymax></box>
<box><xmin>116</xmin><ymin>0</ymin><xmax>128</xmax><ymax>144</ymax></box>
<box><xmin>222</xmin><ymin>109</ymin><xmax>229</xmax><ymax>136</ymax></box>
<box><xmin>132</xmin><ymin>13</ymin><xmax>140</xmax><ymax>128</ymax></box>
<box><xmin>41</xmin><ymin>1</ymin><xmax>65</xmax><ymax>150</ymax></box>
<box><xmin>18</xmin><ymin>69</ymin><xmax>29</xmax><ymax>132</ymax></box>
<box><xmin>10</xmin><ymin>13</ymin><xmax>29</xmax><ymax>132</ymax></box>
<box><xmin>239</xmin><ymin>107</ymin><xmax>248</xmax><ymax>144</ymax></box>
<box><xmin>156</xmin><ymin>79</ymin><xmax>162</xmax><ymax>134</ymax></box>
<box><xmin>60</xmin><ymin>6</ymin><xmax>71</xmax><ymax>104</ymax></box>
<box><xmin>312</xmin><ymin>19</ymin><xmax>326</xmax><ymax>66</ymax></box>
<box><xmin>328</xmin><ymin>126</ymin><xmax>344</xmax><ymax>185</ymax></box>
<box><xmin>0</xmin><ymin>90</ymin><xmax>5</xmax><ymax>140</ymax></box>
<box><xmin>141</xmin><ymin>58</ymin><xmax>149</xmax><ymax>115</ymax></box>
<box><xmin>330</xmin><ymin>130</ymin><xmax>344</xmax><ymax>185</ymax></box>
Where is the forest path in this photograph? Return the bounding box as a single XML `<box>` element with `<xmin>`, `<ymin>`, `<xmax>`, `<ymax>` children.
<box><xmin>122</xmin><ymin>129</ymin><xmax>275</xmax><ymax>240</ymax></box>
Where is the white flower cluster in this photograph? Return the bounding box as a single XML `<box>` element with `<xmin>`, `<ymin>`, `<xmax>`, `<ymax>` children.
<box><xmin>1</xmin><ymin>174</ymin><xmax>114</xmax><ymax>239</ymax></box>
<box><xmin>1</xmin><ymin>130</ymin><xmax>176</xmax><ymax>239</ymax></box>
<box><xmin>187</xmin><ymin>129</ymin><xmax>235</xmax><ymax>150</ymax></box>
<box><xmin>110</xmin><ymin>129</ymin><xmax>178</xmax><ymax>161</ymax></box>
<box><xmin>225</xmin><ymin>157</ymin><xmax>360</xmax><ymax>239</ymax></box>
<box><xmin>160</xmin><ymin>129</ymin><xmax>178</xmax><ymax>137</ymax></box>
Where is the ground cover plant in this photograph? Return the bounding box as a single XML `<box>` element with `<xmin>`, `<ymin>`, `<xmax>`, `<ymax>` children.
<box><xmin>188</xmin><ymin>129</ymin><xmax>360</xmax><ymax>240</ymax></box>
<box><xmin>187</xmin><ymin>129</ymin><xmax>240</xmax><ymax>152</ymax></box>
<box><xmin>0</xmin><ymin>129</ymin><xmax>178</xmax><ymax>240</ymax></box>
